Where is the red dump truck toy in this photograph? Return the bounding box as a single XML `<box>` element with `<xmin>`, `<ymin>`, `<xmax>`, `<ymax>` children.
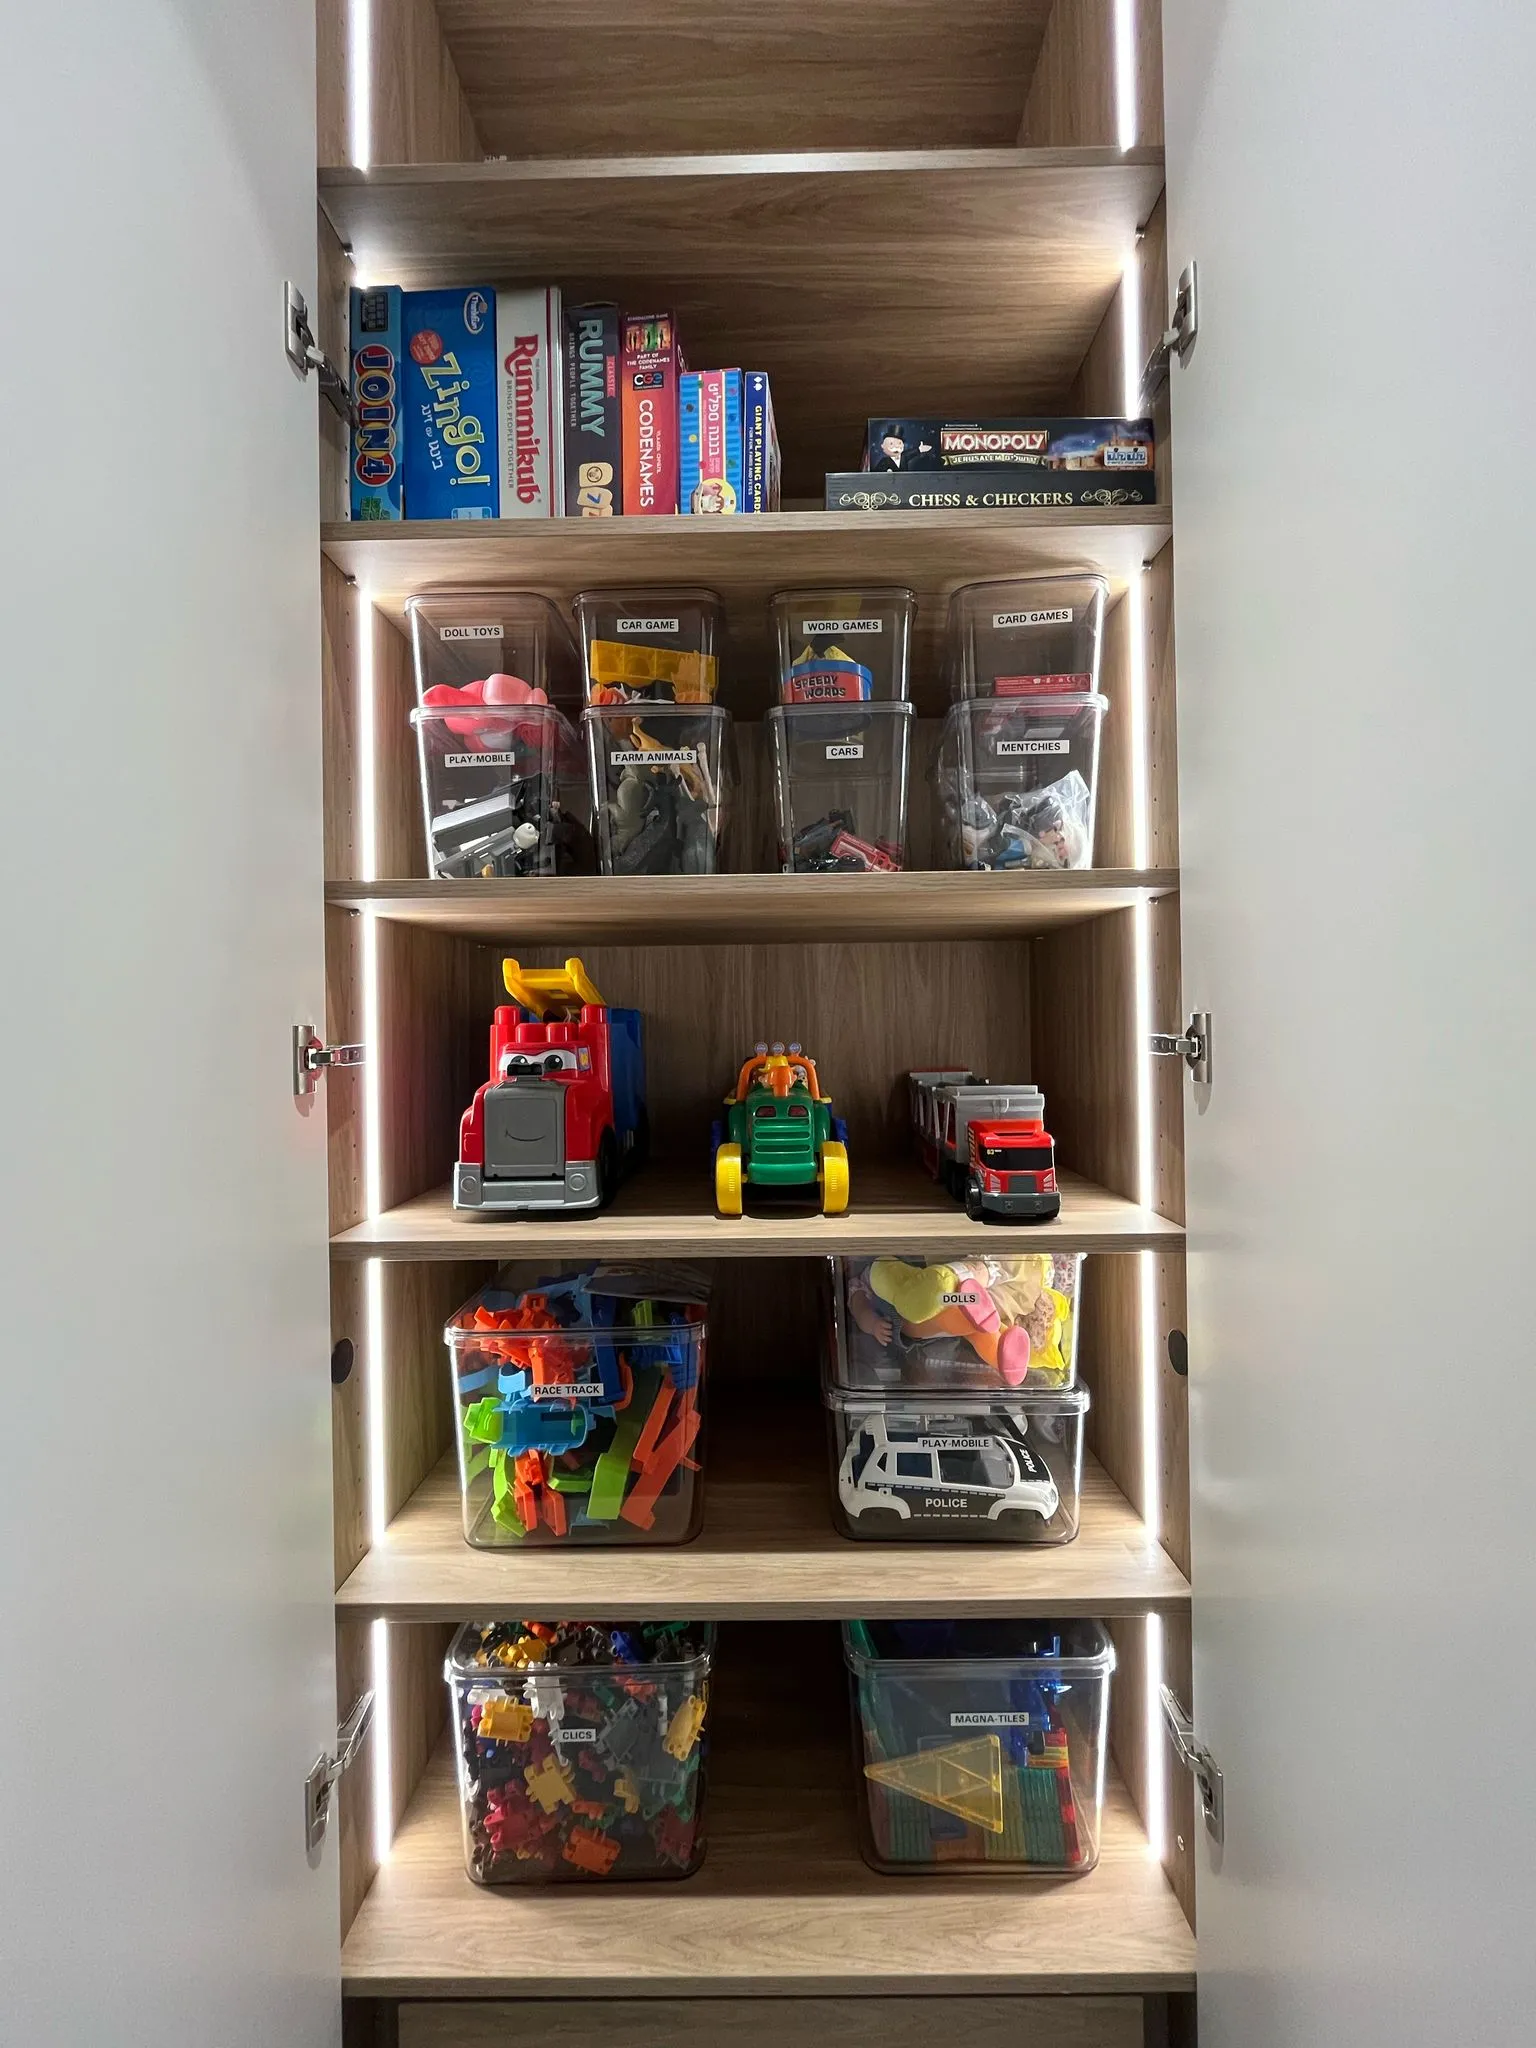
<box><xmin>454</xmin><ymin>956</ymin><xmax>646</xmax><ymax>1214</ymax></box>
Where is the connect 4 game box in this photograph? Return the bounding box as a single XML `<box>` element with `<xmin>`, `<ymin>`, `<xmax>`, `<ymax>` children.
<box><xmin>349</xmin><ymin>286</ymin><xmax>403</xmax><ymax>520</ymax></box>
<box><xmin>401</xmin><ymin>288</ymin><xmax>499</xmax><ymax>519</ymax></box>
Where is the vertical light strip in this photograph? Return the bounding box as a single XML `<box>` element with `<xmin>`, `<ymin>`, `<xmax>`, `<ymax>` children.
<box><xmin>1121</xmin><ymin>243</ymin><xmax>1144</xmax><ymax>424</ymax></box>
<box><xmin>1114</xmin><ymin>0</ymin><xmax>1139</xmax><ymax>153</ymax></box>
<box><xmin>348</xmin><ymin>0</ymin><xmax>373</xmax><ymax>171</ymax></box>
<box><xmin>1145</xmin><ymin>1610</ymin><xmax>1168</xmax><ymax>1862</ymax></box>
<box><xmin>369</xmin><ymin>1615</ymin><xmax>394</xmax><ymax>1865</ymax></box>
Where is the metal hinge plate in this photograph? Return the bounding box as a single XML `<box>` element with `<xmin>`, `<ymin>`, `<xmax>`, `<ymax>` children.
<box><xmin>1141</xmin><ymin>260</ymin><xmax>1199</xmax><ymax>403</ymax></box>
<box><xmin>304</xmin><ymin>1689</ymin><xmax>375</xmax><ymax>1858</ymax></box>
<box><xmin>285</xmin><ymin>280</ymin><xmax>354</xmax><ymax>425</ymax></box>
<box><xmin>1150</xmin><ymin>1010</ymin><xmax>1211</xmax><ymax>1086</ymax></box>
<box><xmin>1160</xmin><ymin>1685</ymin><xmax>1223</xmax><ymax>1843</ymax></box>
<box><xmin>293</xmin><ymin>1023</ymin><xmax>367</xmax><ymax>1098</ymax></box>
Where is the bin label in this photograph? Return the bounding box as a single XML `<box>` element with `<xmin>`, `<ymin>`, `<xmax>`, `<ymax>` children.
<box><xmin>994</xmin><ymin>608</ymin><xmax>1074</xmax><ymax>627</ymax></box>
<box><xmin>951</xmin><ymin>1711</ymin><xmax>1031</xmax><ymax>1727</ymax></box>
<box><xmin>551</xmin><ymin>1724</ymin><xmax>600</xmax><ymax>1744</ymax></box>
<box><xmin>939</xmin><ymin>1291</ymin><xmax>980</xmax><ymax>1305</ymax></box>
<box><xmin>801</xmin><ymin>618</ymin><xmax>883</xmax><ymax>634</ymax></box>
<box><xmin>825</xmin><ymin>742</ymin><xmax>864</xmax><ymax>759</ymax></box>
<box><xmin>445</xmin><ymin>751</ymin><xmax>521</xmax><ymax>768</ymax></box>
<box><xmin>610</xmin><ymin>747</ymin><xmax>699</xmax><ymax>767</ymax></box>
<box><xmin>918</xmin><ymin>1436</ymin><xmax>995</xmax><ymax>1451</ymax></box>
<box><xmin>532</xmin><ymin>1381</ymin><xmax>606</xmax><ymax>1399</ymax></box>
<box><xmin>996</xmin><ymin>738</ymin><xmax>1070</xmax><ymax>755</ymax></box>
<box><xmin>616</xmin><ymin>616</ymin><xmax>680</xmax><ymax>633</ymax></box>
<box><xmin>439</xmin><ymin>623</ymin><xmax>502</xmax><ymax>642</ymax></box>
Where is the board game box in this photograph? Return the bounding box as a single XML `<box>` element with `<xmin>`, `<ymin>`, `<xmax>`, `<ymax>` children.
<box><xmin>349</xmin><ymin>285</ymin><xmax>403</xmax><ymax>521</ymax></box>
<box><xmin>402</xmin><ymin>287</ymin><xmax>499</xmax><ymax>519</ymax></box>
<box><xmin>680</xmin><ymin>369</ymin><xmax>743</xmax><ymax>513</ymax></box>
<box><xmin>826</xmin><ymin>468</ymin><xmax>1157</xmax><ymax>511</ymax></box>
<box><xmin>865</xmin><ymin>417</ymin><xmax>1155</xmax><ymax>473</ymax></box>
<box><xmin>743</xmin><ymin>372</ymin><xmax>780</xmax><ymax>512</ymax></box>
<box><xmin>621</xmin><ymin>312</ymin><xmax>683</xmax><ymax>515</ymax></box>
<box><xmin>561</xmin><ymin>301</ymin><xmax>621</xmax><ymax>517</ymax></box>
<box><xmin>496</xmin><ymin>287</ymin><xmax>561</xmax><ymax>519</ymax></box>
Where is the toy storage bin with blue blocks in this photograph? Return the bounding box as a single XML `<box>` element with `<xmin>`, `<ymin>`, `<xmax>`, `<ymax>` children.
<box><xmin>843</xmin><ymin>1618</ymin><xmax>1115</xmax><ymax>1875</ymax></box>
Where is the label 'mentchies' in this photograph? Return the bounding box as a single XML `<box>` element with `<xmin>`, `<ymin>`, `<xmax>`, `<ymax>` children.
<box><xmin>996</xmin><ymin>738</ymin><xmax>1070</xmax><ymax>756</ymax></box>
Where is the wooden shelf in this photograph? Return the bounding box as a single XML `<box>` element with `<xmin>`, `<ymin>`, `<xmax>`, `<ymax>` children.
<box><xmin>341</xmin><ymin>1642</ymin><xmax>1195</xmax><ymax>1998</ymax></box>
<box><xmin>319</xmin><ymin>147</ymin><xmax>1163</xmax><ymax>500</ymax></box>
<box><xmin>328</xmin><ymin>870</ymin><xmax>1177</xmax><ymax>944</ymax></box>
<box><xmin>336</xmin><ymin>1415</ymin><xmax>1191</xmax><ymax>1620</ymax></box>
<box><xmin>330</xmin><ymin>1165</ymin><xmax>1184</xmax><ymax>1261</ymax></box>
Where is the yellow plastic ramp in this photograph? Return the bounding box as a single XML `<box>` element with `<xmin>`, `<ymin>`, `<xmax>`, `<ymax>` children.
<box><xmin>502</xmin><ymin>955</ymin><xmax>604</xmax><ymax>1017</ymax></box>
<box><xmin>864</xmin><ymin>1734</ymin><xmax>1005</xmax><ymax>1833</ymax></box>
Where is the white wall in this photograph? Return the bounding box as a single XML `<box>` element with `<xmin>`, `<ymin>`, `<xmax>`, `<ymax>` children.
<box><xmin>1166</xmin><ymin>2</ymin><xmax>1536</xmax><ymax>2043</ymax></box>
<box><xmin>0</xmin><ymin>6</ymin><xmax>338</xmax><ymax>2041</ymax></box>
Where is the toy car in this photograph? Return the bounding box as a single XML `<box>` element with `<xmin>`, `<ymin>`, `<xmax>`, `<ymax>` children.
<box><xmin>712</xmin><ymin>1041</ymin><xmax>849</xmax><ymax>1216</ymax></box>
<box><xmin>837</xmin><ymin>1410</ymin><xmax>1059</xmax><ymax>1529</ymax></box>
<box><xmin>933</xmin><ymin>1082</ymin><xmax>1044</xmax><ymax>1197</ymax></box>
<box><xmin>454</xmin><ymin>956</ymin><xmax>646</xmax><ymax>1214</ymax></box>
<box><xmin>964</xmin><ymin>1115</ymin><xmax>1060</xmax><ymax>1223</ymax></box>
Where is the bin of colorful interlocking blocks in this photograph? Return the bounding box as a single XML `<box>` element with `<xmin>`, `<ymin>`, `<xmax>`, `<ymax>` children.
<box><xmin>842</xmin><ymin>1618</ymin><xmax>1115</xmax><ymax>1875</ymax></box>
<box><xmin>447</xmin><ymin>1620</ymin><xmax>715</xmax><ymax>1884</ymax></box>
<box><xmin>446</xmin><ymin>1264</ymin><xmax>708</xmax><ymax>1547</ymax></box>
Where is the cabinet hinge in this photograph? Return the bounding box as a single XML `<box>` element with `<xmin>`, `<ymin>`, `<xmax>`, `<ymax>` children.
<box><xmin>1141</xmin><ymin>260</ymin><xmax>1199</xmax><ymax>404</ymax></box>
<box><xmin>284</xmin><ymin>280</ymin><xmax>354</xmax><ymax>426</ymax></box>
<box><xmin>1150</xmin><ymin>1010</ymin><xmax>1211</xmax><ymax>1086</ymax></box>
<box><xmin>293</xmin><ymin>1023</ymin><xmax>367</xmax><ymax>1099</ymax></box>
<box><xmin>1160</xmin><ymin>1685</ymin><xmax>1223</xmax><ymax>1844</ymax></box>
<box><xmin>305</xmin><ymin>1689</ymin><xmax>375</xmax><ymax>1858</ymax></box>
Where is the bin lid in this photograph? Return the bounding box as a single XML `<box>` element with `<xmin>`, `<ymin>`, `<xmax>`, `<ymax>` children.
<box><xmin>842</xmin><ymin>1617</ymin><xmax>1114</xmax><ymax>1678</ymax></box>
<box><xmin>446</xmin><ymin>1618</ymin><xmax>715</xmax><ymax>1681</ymax></box>
<box><xmin>824</xmin><ymin>1381</ymin><xmax>1088</xmax><ymax>1419</ymax></box>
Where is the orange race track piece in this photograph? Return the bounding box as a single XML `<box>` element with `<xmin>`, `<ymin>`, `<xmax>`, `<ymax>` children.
<box><xmin>630</xmin><ymin>1380</ymin><xmax>673</xmax><ymax>1471</ymax></box>
<box><xmin>619</xmin><ymin>1402</ymin><xmax>702</xmax><ymax>1530</ymax></box>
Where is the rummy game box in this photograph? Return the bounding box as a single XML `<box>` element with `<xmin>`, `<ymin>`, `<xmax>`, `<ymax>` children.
<box><xmin>826</xmin><ymin>468</ymin><xmax>1157</xmax><ymax>510</ymax></box>
<box><xmin>622</xmin><ymin>312</ymin><xmax>682</xmax><ymax>515</ymax></box>
<box><xmin>562</xmin><ymin>301</ymin><xmax>622</xmax><ymax>516</ymax></box>
<box><xmin>743</xmin><ymin>372</ymin><xmax>780</xmax><ymax>512</ymax></box>
<box><xmin>680</xmin><ymin>369</ymin><xmax>743</xmax><ymax>513</ymax></box>
<box><xmin>496</xmin><ymin>287</ymin><xmax>561</xmax><ymax>519</ymax></box>
<box><xmin>402</xmin><ymin>288</ymin><xmax>499</xmax><ymax>519</ymax></box>
<box><xmin>865</xmin><ymin>417</ymin><xmax>1155</xmax><ymax>473</ymax></box>
<box><xmin>349</xmin><ymin>285</ymin><xmax>403</xmax><ymax>520</ymax></box>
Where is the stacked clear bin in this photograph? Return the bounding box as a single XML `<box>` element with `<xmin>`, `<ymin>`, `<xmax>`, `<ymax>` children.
<box><xmin>575</xmin><ymin>589</ymin><xmax>735</xmax><ymax>874</ymax></box>
<box><xmin>767</xmin><ymin>588</ymin><xmax>916</xmax><ymax>871</ymax></box>
<box><xmin>936</xmin><ymin>575</ymin><xmax>1110</xmax><ymax>871</ymax></box>
<box><xmin>407</xmin><ymin>591</ymin><xmax>593</xmax><ymax>879</ymax></box>
<box><xmin>843</xmin><ymin>1619</ymin><xmax>1115</xmax><ymax>1874</ymax></box>
<box><xmin>824</xmin><ymin>1254</ymin><xmax>1086</xmax><ymax>1543</ymax></box>
<box><xmin>447</xmin><ymin>1619</ymin><xmax>714</xmax><ymax>1884</ymax></box>
<box><xmin>447</xmin><ymin>1264</ymin><xmax>709</xmax><ymax>1547</ymax></box>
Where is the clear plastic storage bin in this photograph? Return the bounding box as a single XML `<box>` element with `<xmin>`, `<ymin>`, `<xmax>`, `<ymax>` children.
<box><xmin>448</xmin><ymin>1619</ymin><xmax>714</xmax><ymax>1884</ymax></box>
<box><xmin>831</xmin><ymin>1253</ymin><xmax>1081</xmax><ymax>1391</ymax></box>
<box><xmin>574</xmin><ymin>589</ymin><xmax>724</xmax><ymax>705</ymax></box>
<box><xmin>769</xmin><ymin>587</ymin><xmax>916</xmax><ymax>703</ymax></box>
<box><xmin>935</xmin><ymin>696</ymin><xmax>1108</xmax><ymax>871</ymax></box>
<box><xmin>946</xmin><ymin>575</ymin><xmax>1108</xmax><ymax>701</ymax></box>
<box><xmin>408</xmin><ymin>590</ymin><xmax>582</xmax><ymax>710</ymax></box>
<box><xmin>844</xmin><ymin>1618</ymin><xmax>1115</xmax><ymax>1874</ymax></box>
<box><xmin>447</xmin><ymin>1265</ymin><xmax>709</xmax><ymax>1547</ymax></box>
<box><xmin>584</xmin><ymin>704</ymin><xmax>735</xmax><ymax>874</ymax></box>
<box><xmin>827</xmin><ymin>1384</ymin><xmax>1087</xmax><ymax>1542</ymax></box>
<box><xmin>410</xmin><ymin>701</ymin><xmax>593</xmax><ymax>879</ymax></box>
<box><xmin>767</xmin><ymin>701</ymin><xmax>914</xmax><ymax>871</ymax></box>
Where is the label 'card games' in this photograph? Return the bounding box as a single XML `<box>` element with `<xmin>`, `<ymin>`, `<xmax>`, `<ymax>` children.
<box><xmin>865</xmin><ymin>418</ymin><xmax>1155</xmax><ymax>473</ymax></box>
<box><xmin>496</xmin><ymin>287</ymin><xmax>561</xmax><ymax>519</ymax></box>
<box><xmin>562</xmin><ymin>302</ymin><xmax>621</xmax><ymax>517</ymax></box>
<box><xmin>622</xmin><ymin>312</ymin><xmax>682</xmax><ymax>516</ymax></box>
<box><xmin>349</xmin><ymin>285</ymin><xmax>403</xmax><ymax>521</ymax></box>
<box><xmin>402</xmin><ymin>288</ymin><xmax>499</xmax><ymax>519</ymax></box>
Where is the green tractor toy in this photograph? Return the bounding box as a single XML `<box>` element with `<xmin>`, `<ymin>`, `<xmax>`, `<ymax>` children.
<box><xmin>713</xmin><ymin>1041</ymin><xmax>850</xmax><ymax>1217</ymax></box>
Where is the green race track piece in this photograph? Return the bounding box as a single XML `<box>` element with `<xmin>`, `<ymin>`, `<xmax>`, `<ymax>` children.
<box><xmin>548</xmin><ymin>1468</ymin><xmax>593</xmax><ymax>1494</ymax></box>
<box><xmin>462</xmin><ymin>1396</ymin><xmax>505</xmax><ymax>1445</ymax></box>
<box><xmin>490</xmin><ymin>1493</ymin><xmax>527</xmax><ymax>1537</ymax></box>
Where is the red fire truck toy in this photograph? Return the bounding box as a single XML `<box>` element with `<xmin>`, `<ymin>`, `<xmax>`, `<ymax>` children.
<box><xmin>454</xmin><ymin>956</ymin><xmax>646</xmax><ymax>1215</ymax></box>
<box><xmin>964</xmin><ymin>1114</ymin><xmax>1060</xmax><ymax>1224</ymax></box>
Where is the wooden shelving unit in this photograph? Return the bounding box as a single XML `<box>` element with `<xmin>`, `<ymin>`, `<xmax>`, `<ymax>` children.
<box><xmin>329</xmin><ymin>870</ymin><xmax>1178</xmax><ymax>943</ymax></box>
<box><xmin>331</xmin><ymin>1167</ymin><xmax>1183</xmax><ymax>1260</ymax></box>
<box><xmin>337</xmin><ymin>1426</ymin><xmax>1191</xmax><ymax>1621</ymax></box>
<box><xmin>341</xmin><ymin>1627</ymin><xmax>1196</xmax><ymax>2000</ymax></box>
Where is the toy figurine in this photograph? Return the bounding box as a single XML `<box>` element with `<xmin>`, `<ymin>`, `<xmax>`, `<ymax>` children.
<box><xmin>954</xmin><ymin>771</ymin><xmax>1092</xmax><ymax>871</ymax></box>
<box><xmin>712</xmin><ymin>1041</ymin><xmax>849</xmax><ymax>1216</ymax></box>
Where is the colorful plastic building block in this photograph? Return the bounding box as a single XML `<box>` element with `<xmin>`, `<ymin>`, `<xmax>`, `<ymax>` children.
<box><xmin>477</xmin><ymin>1697</ymin><xmax>534</xmax><ymax>1742</ymax></box>
<box><xmin>712</xmin><ymin>1041</ymin><xmax>849</xmax><ymax>1217</ymax></box>
<box><xmin>663</xmin><ymin>1693</ymin><xmax>707</xmax><ymax>1761</ymax></box>
<box><xmin>562</xmin><ymin>1824</ymin><xmax>622</xmax><ymax>1875</ymax></box>
<box><xmin>524</xmin><ymin>1753</ymin><xmax>576</xmax><ymax>1813</ymax></box>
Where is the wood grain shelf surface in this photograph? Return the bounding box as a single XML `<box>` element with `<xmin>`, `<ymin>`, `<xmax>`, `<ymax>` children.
<box><xmin>327</xmin><ymin>870</ymin><xmax>1178</xmax><ymax>944</ymax></box>
<box><xmin>321</xmin><ymin>508</ymin><xmax>1171</xmax><ymax>637</ymax></box>
<box><xmin>342</xmin><ymin>1724</ymin><xmax>1194</xmax><ymax>1998</ymax></box>
<box><xmin>331</xmin><ymin>1165</ymin><xmax>1184</xmax><ymax>1261</ymax></box>
<box><xmin>336</xmin><ymin>1425</ymin><xmax>1191</xmax><ymax>1621</ymax></box>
